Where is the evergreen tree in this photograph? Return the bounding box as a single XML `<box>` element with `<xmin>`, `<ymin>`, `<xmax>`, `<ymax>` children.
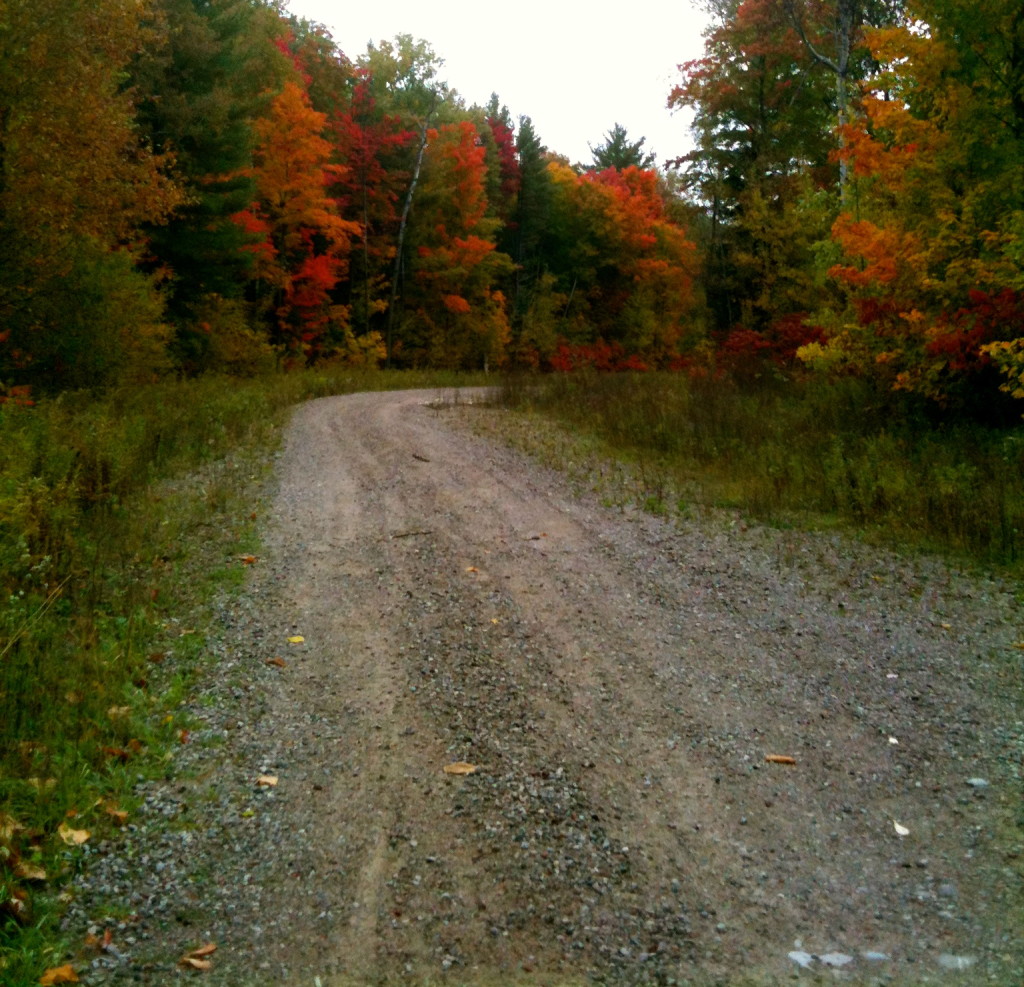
<box><xmin>588</xmin><ymin>122</ymin><xmax>656</xmax><ymax>171</ymax></box>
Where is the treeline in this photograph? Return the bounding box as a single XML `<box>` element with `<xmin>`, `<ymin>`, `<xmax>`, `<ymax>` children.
<box><xmin>673</xmin><ymin>0</ymin><xmax>1024</xmax><ymax>421</ymax></box>
<box><xmin>3</xmin><ymin>0</ymin><xmax>1024</xmax><ymax>420</ymax></box>
<box><xmin>0</xmin><ymin>0</ymin><xmax>694</xmax><ymax>391</ymax></box>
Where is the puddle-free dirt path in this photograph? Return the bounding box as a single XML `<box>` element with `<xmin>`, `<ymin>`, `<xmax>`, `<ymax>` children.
<box><xmin>70</xmin><ymin>389</ymin><xmax>1023</xmax><ymax>985</ymax></box>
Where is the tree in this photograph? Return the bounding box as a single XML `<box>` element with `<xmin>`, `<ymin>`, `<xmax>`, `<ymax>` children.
<box><xmin>401</xmin><ymin>121</ymin><xmax>513</xmax><ymax>368</ymax></box>
<box><xmin>801</xmin><ymin>1</ymin><xmax>1024</xmax><ymax>416</ymax></box>
<box><xmin>0</xmin><ymin>0</ymin><xmax>183</xmax><ymax>388</ymax></box>
<box><xmin>588</xmin><ymin>122</ymin><xmax>656</xmax><ymax>171</ymax></box>
<box><xmin>236</xmin><ymin>80</ymin><xmax>361</xmax><ymax>360</ymax></box>
<box><xmin>669</xmin><ymin>0</ymin><xmax>837</xmax><ymax>335</ymax></box>
<box><xmin>131</xmin><ymin>0</ymin><xmax>291</xmax><ymax>362</ymax></box>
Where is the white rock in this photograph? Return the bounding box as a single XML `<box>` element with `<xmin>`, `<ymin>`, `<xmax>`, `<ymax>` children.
<box><xmin>788</xmin><ymin>950</ymin><xmax>815</xmax><ymax>969</ymax></box>
<box><xmin>820</xmin><ymin>952</ymin><xmax>854</xmax><ymax>967</ymax></box>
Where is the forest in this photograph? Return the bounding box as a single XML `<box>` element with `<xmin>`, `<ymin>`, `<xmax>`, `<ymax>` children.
<box><xmin>0</xmin><ymin>0</ymin><xmax>1020</xmax><ymax>414</ymax></box>
<box><xmin>4</xmin><ymin>0</ymin><xmax>1024</xmax><ymax>975</ymax></box>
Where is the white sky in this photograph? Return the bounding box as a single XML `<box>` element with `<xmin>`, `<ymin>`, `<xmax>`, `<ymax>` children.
<box><xmin>286</xmin><ymin>1</ymin><xmax>710</xmax><ymax>168</ymax></box>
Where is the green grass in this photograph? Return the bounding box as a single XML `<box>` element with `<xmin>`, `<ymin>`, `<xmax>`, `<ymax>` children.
<box><xmin>498</xmin><ymin>370</ymin><xmax>1024</xmax><ymax>571</ymax></box>
<box><xmin>0</xmin><ymin>367</ymin><xmax>486</xmax><ymax>983</ymax></box>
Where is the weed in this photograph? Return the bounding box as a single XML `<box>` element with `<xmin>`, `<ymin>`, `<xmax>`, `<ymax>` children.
<box><xmin>498</xmin><ymin>371</ymin><xmax>1024</xmax><ymax>571</ymax></box>
<box><xmin>0</xmin><ymin>367</ymin><xmax>484</xmax><ymax>977</ymax></box>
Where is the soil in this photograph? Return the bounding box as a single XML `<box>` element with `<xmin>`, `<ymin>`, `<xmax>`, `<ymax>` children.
<box><xmin>66</xmin><ymin>388</ymin><xmax>1024</xmax><ymax>985</ymax></box>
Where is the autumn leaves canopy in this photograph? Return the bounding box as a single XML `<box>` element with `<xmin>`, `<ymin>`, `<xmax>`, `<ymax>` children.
<box><xmin>3</xmin><ymin>0</ymin><xmax>1024</xmax><ymax>415</ymax></box>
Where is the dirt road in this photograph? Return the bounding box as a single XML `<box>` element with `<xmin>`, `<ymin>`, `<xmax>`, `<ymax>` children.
<box><xmin>70</xmin><ymin>389</ymin><xmax>1023</xmax><ymax>985</ymax></box>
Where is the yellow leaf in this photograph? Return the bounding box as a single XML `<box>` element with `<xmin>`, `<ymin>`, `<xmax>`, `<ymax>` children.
<box><xmin>57</xmin><ymin>823</ymin><xmax>90</xmax><ymax>846</ymax></box>
<box><xmin>443</xmin><ymin>761</ymin><xmax>478</xmax><ymax>775</ymax></box>
<box><xmin>15</xmin><ymin>860</ymin><xmax>47</xmax><ymax>881</ymax></box>
<box><xmin>287</xmin><ymin>635</ymin><xmax>305</xmax><ymax>644</ymax></box>
<box><xmin>256</xmin><ymin>775</ymin><xmax>278</xmax><ymax>787</ymax></box>
<box><xmin>39</xmin><ymin>965</ymin><xmax>79</xmax><ymax>985</ymax></box>
<box><xmin>764</xmin><ymin>754</ymin><xmax>796</xmax><ymax>765</ymax></box>
<box><xmin>107</xmin><ymin>706</ymin><xmax>131</xmax><ymax>719</ymax></box>
<box><xmin>186</xmin><ymin>943</ymin><xmax>217</xmax><ymax>958</ymax></box>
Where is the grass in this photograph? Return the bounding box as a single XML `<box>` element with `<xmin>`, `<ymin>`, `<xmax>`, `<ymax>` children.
<box><xmin>497</xmin><ymin>370</ymin><xmax>1024</xmax><ymax>572</ymax></box>
<box><xmin>0</xmin><ymin>367</ymin><xmax>486</xmax><ymax>983</ymax></box>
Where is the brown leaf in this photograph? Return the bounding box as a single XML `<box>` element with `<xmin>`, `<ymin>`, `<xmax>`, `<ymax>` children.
<box><xmin>104</xmin><ymin>804</ymin><xmax>128</xmax><ymax>826</ymax></box>
<box><xmin>443</xmin><ymin>761</ymin><xmax>478</xmax><ymax>775</ymax></box>
<box><xmin>187</xmin><ymin>943</ymin><xmax>217</xmax><ymax>958</ymax></box>
<box><xmin>239</xmin><ymin>554</ymin><xmax>258</xmax><ymax>565</ymax></box>
<box><xmin>265</xmin><ymin>657</ymin><xmax>287</xmax><ymax>668</ymax></box>
<box><xmin>14</xmin><ymin>860</ymin><xmax>47</xmax><ymax>881</ymax></box>
<box><xmin>256</xmin><ymin>774</ymin><xmax>278</xmax><ymax>787</ymax></box>
<box><xmin>0</xmin><ymin>811</ymin><xmax>23</xmax><ymax>841</ymax></box>
<box><xmin>39</xmin><ymin>965</ymin><xmax>79</xmax><ymax>985</ymax></box>
<box><xmin>179</xmin><ymin>957</ymin><xmax>213</xmax><ymax>970</ymax></box>
<box><xmin>764</xmin><ymin>754</ymin><xmax>797</xmax><ymax>765</ymax></box>
<box><xmin>2</xmin><ymin>887</ymin><xmax>30</xmax><ymax>923</ymax></box>
<box><xmin>465</xmin><ymin>566</ymin><xmax>479</xmax><ymax>573</ymax></box>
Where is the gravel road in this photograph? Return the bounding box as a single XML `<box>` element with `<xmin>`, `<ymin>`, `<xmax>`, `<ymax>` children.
<box><xmin>66</xmin><ymin>388</ymin><xmax>1023</xmax><ymax>985</ymax></box>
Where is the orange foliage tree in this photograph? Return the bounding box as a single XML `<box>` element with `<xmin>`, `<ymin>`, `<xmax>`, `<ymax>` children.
<box><xmin>401</xmin><ymin>121</ymin><xmax>513</xmax><ymax>368</ymax></box>
<box><xmin>803</xmin><ymin>5</ymin><xmax>1024</xmax><ymax>415</ymax></box>
<box><xmin>235</xmin><ymin>80</ymin><xmax>361</xmax><ymax>360</ymax></box>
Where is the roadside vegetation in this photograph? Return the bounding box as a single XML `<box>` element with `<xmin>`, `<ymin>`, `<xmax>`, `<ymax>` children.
<box><xmin>0</xmin><ymin>369</ymin><xmax>483</xmax><ymax>983</ymax></box>
<box><xmin>499</xmin><ymin>370</ymin><xmax>1024</xmax><ymax>572</ymax></box>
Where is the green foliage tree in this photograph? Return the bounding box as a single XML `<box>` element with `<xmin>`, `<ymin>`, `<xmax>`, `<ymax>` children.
<box><xmin>588</xmin><ymin>122</ymin><xmax>656</xmax><ymax>171</ymax></box>
<box><xmin>0</xmin><ymin>0</ymin><xmax>183</xmax><ymax>389</ymax></box>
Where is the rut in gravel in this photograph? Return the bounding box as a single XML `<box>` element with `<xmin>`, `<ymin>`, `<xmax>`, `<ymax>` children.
<box><xmin>67</xmin><ymin>388</ymin><xmax>1023</xmax><ymax>986</ymax></box>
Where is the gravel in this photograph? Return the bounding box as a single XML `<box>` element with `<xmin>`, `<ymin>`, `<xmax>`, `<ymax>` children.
<box><xmin>62</xmin><ymin>388</ymin><xmax>1024</xmax><ymax>985</ymax></box>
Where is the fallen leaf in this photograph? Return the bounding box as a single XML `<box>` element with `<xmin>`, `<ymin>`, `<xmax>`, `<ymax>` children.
<box><xmin>256</xmin><ymin>775</ymin><xmax>278</xmax><ymax>787</ymax></box>
<box><xmin>893</xmin><ymin>820</ymin><xmax>910</xmax><ymax>836</ymax></box>
<box><xmin>104</xmin><ymin>805</ymin><xmax>128</xmax><ymax>826</ymax></box>
<box><xmin>939</xmin><ymin>622</ymin><xmax>952</xmax><ymax>630</ymax></box>
<box><xmin>239</xmin><ymin>555</ymin><xmax>258</xmax><ymax>565</ymax></box>
<box><xmin>39</xmin><ymin>965</ymin><xmax>79</xmax><ymax>985</ymax></box>
<box><xmin>490</xmin><ymin>618</ymin><xmax>500</xmax><ymax>625</ymax></box>
<box><xmin>443</xmin><ymin>762</ymin><xmax>478</xmax><ymax>775</ymax></box>
<box><xmin>287</xmin><ymin>635</ymin><xmax>305</xmax><ymax>644</ymax></box>
<box><xmin>888</xmin><ymin>736</ymin><xmax>899</xmax><ymax>745</ymax></box>
<box><xmin>186</xmin><ymin>943</ymin><xmax>217</xmax><ymax>958</ymax></box>
<box><xmin>266</xmin><ymin>657</ymin><xmax>287</xmax><ymax>668</ymax></box>
<box><xmin>57</xmin><ymin>823</ymin><xmax>90</xmax><ymax>846</ymax></box>
<box><xmin>106</xmin><ymin>706</ymin><xmax>131</xmax><ymax>719</ymax></box>
<box><xmin>179</xmin><ymin>956</ymin><xmax>213</xmax><ymax>971</ymax></box>
<box><xmin>14</xmin><ymin>860</ymin><xmax>47</xmax><ymax>881</ymax></box>
<box><xmin>764</xmin><ymin>754</ymin><xmax>796</xmax><ymax>765</ymax></box>
<box><xmin>465</xmin><ymin>566</ymin><xmax>479</xmax><ymax>573</ymax></box>
<box><xmin>2</xmin><ymin>887</ymin><xmax>29</xmax><ymax>923</ymax></box>
<box><xmin>0</xmin><ymin>811</ymin><xmax>23</xmax><ymax>841</ymax></box>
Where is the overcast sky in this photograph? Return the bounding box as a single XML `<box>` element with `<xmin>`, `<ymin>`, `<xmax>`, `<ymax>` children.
<box><xmin>286</xmin><ymin>1</ymin><xmax>710</xmax><ymax>168</ymax></box>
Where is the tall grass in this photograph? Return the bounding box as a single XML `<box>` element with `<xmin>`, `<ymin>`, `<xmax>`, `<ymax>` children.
<box><xmin>0</xmin><ymin>368</ymin><xmax>484</xmax><ymax>981</ymax></box>
<box><xmin>501</xmin><ymin>371</ymin><xmax>1024</xmax><ymax>568</ymax></box>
